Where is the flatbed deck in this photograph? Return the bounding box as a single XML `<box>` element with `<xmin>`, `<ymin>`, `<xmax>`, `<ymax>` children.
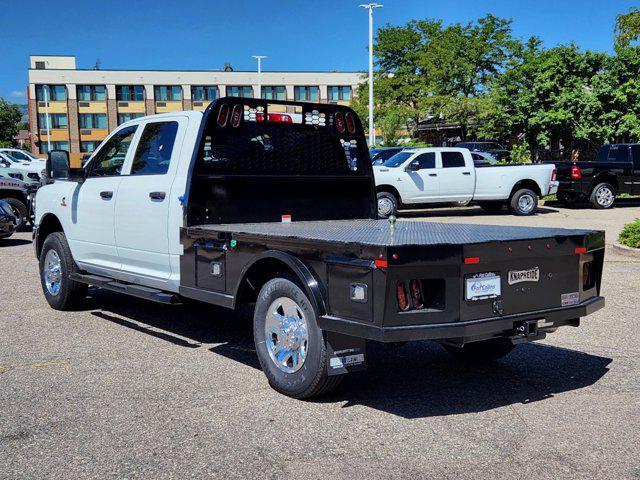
<box><xmin>187</xmin><ymin>219</ymin><xmax>593</xmax><ymax>247</ymax></box>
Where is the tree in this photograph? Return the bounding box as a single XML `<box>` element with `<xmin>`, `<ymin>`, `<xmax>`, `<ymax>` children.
<box><xmin>615</xmin><ymin>8</ymin><xmax>640</xmax><ymax>51</ymax></box>
<box><xmin>0</xmin><ymin>98</ymin><xmax>23</xmax><ymax>145</ymax></box>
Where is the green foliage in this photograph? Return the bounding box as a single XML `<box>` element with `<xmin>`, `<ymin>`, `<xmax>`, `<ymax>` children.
<box><xmin>510</xmin><ymin>140</ymin><xmax>532</xmax><ymax>163</ymax></box>
<box><xmin>618</xmin><ymin>218</ymin><xmax>640</xmax><ymax>248</ymax></box>
<box><xmin>401</xmin><ymin>139</ymin><xmax>432</xmax><ymax>147</ymax></box>
<box><xmin>615</xmin><ymin>8</ymin><xmax>640</xmax><ymax>51</ymax></box>
<box><xmin>0</xmin><ymin>98</ymin><xmax>23</xmax><ymax>144</ymax></box>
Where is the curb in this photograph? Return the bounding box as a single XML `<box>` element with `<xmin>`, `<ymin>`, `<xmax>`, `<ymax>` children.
<box><xmin>612</xmin><ymin>242</ymin><xmax>640</xmax><ymax>258</ymax></box>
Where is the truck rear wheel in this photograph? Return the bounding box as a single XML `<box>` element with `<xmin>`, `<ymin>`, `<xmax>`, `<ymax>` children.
<box><xmin>39</xmin><ymin>232</ymin><xmax>88</xmax><ymax>310</ymax></box>
<box><xmin>377</xmin><ymin>192</ymin><xmax>398</xmax><ymax>219</ymax></box>
<box><xmin>3</xmin><ymin>198</ymin><xmax>27</xmax><ymax>231</ymax></box>
<box><xmin>509</xmin><ymin>188</ymin><xmax>538</xmax><ymax>216</ymax></box>
<box><xmin>253</xmin><ymin>277</ymin><xmax>342</xmax><ymax>399</ymax></box>
<box><xmin>443</xmin><ymin>338</ymin><xmax>516</xmax><ymax>363</ymax></box>
<box><xmin>590</xmin><ymin>183</ymin><xmax>615</xmax><ymax>209</ymax></box>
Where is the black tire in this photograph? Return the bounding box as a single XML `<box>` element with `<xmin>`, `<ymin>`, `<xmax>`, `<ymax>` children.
<box><xmin>376</xmin><ymin>191</ymin><xmax>398</xmax><ymax>219</ymax></box>
<box><xmin>478</xmin><ymin>201</ymin><xmax>504</xmax><ymax>214</ymax></box>
<box><xmin>2</xmin><ymin>198</ymin><xmax>27</xmax><ymax>231</ymax></box>
<box><xmin>590</xmin><ymin>182</ymin><xmax>616</xmax><ymax>209</ymax></box>
<box><xmin>509</xmin><ymin>188</ymin><xmax>538</xmax><ymax>216</ymax></box>
<box><xmin>443</xmin><ymin>338</ymin><xmax>516</xmax><ymax>363</ymax></box>
<box><xmin>39</xmin><ymin>232</ymin><xmax>88</xmax><ymax>310</ymax></box>
<box><xmin>253</xmin><ymin>277</ymin><xmax>342</xmax><ymax>399</ymax></box>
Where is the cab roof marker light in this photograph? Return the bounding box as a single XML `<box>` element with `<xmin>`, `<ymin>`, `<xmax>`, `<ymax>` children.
<box><xmin>464</xmin><ymin>257</ymin><xmax>480</xmax><ymax>264</ymax></box>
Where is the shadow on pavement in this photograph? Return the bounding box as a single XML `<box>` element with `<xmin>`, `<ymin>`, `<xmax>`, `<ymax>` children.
<box><xmin>0</xmin><ymin>238</ymin><xmax>32</xmax><ymax>247</ymax></box>
<box><xmin>87</xmin><ymin>288</ymin><xmax>611</xmax><ymax>418</ymax></box>
<box><xmin>400</xmin><ymin>205</ymin><xmax>558</xmax><ymax>218</ymax></box>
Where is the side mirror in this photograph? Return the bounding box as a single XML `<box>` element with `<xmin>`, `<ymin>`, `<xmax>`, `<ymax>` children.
<box><xmin>46</xmin><ymin>150</ymin><xmax>86</xmax><ymax>183</ymax></box>
<box><xmin>406</xmin><ymin>160</ymin><xmax>420</xmax><ymax>172</ymax></box>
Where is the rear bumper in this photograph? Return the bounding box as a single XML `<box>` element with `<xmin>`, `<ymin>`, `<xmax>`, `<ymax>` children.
<box><xmin>548</xmin><ymin>181</ymin><xmax>559</xmax><ymax>195</ymax></box>
<box><xmin>319</xmin><ymin>296</ymin><xmax>604</xmax><ymax>343</ymax></box>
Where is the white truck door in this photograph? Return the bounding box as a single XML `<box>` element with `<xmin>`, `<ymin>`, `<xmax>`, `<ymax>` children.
<box><xmin>67</xmin><ymin>125</ymin><xmax>138</xmax><ymax>271</ymax></box>
<box><xmin>437</xmin><ymin>150</ymin><xmax>475</xmax><ymax>201</ymax></box>
<box><xmin>403</xmin><ymin>152</ymin><xmax>440</xmax><ymax>202</ymax></box>
<box><xmin>115</xmin><ymin>118</ymin><xmax>186</xmax><ymax>280</ymax></box>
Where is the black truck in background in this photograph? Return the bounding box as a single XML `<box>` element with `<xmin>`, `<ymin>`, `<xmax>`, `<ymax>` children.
<box><xmin>545</xmin><ymin>144</ymin><xmax>640</xmax><ymax>208</ymax></box>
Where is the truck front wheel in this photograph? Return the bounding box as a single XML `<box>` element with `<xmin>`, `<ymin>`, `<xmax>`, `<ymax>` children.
<box><xmin>3</xmin><ymin>198</ymin><xmax>28</xmax><ymax>231</ymax></box>
<box><xmin>253</xmin><ymin>277</ymin><xmax>342</xmax><ymax>399</ymax></box>
<box><xmin>39</xmin><ymin>232</ymin><xmax>88</xmax><ymax>310</ymax></box>
<box><xmin>377</xmin><ymin>192</ymin><xmax>398</xmax><ymax>219</ymax></box>
<box><xmin>443</xmin><ymin>338</ymin><xmax>516</xmax><ymax>363</ymax></box>
<box><xmin>590</xmin><ymin>183</ymin><xmax>616</xmax><ymax>209</ymax></box>
<box><xmin>509</xmin><ymin>188</ymin><xmax>538</xmax><ymax>216</ymax></box>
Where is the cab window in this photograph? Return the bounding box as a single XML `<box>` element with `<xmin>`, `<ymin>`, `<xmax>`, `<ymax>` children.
<box><xmin>130</xmin><ymin>122</ymin><xmax>178</xmax><ymax>175</ymax></box>
<box><xmin>441</xmin><ymin>151</ymin><xmax>466</xmax><ymax>168</ymax></box>
<box><xmin>88</xmin><ymin>125</ymin><xmax>137</xmax><ymax>177</ymax></box>
<box><xmin>414</xmin><ymin>152</ymin><xmax>435</xmax><ymax>169</ymax></box>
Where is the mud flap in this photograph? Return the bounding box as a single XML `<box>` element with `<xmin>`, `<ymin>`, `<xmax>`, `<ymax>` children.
<box><xmin>326</xmin><ymin>332</ymin><xmax>367</xmax><ymax>376</ymax></box>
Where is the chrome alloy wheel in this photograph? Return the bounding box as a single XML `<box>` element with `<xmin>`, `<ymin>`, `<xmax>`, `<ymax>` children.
<box><xmin>377</xmin><ymin>197</ymin><xmax>394</xmax><ymax>217</ymax></box>
<box><xmin>43</xmin><ymin>249</ymin><xmax>62</xmax><ymax>296</ymax></box>
<box><xmin>595</xmin><ymin>185</ymin><xmax>614</xmax><ymax>207</ymax></box>
<box><xmin>265</xmin><ymin>297</ymin><xmax>309</xmax><ymax>374</ymax></box>
<box><xmin>517</xmin><ymin>193</ymin><xmax>536</xmax><ymax>214</ymax></box>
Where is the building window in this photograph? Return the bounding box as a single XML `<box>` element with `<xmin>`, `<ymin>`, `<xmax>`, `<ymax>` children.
<box><xmin>80</xmin><ymin>141</ymin><xmax>101</xmax><ymax>153</ymax></box>
<box><xmin>116</xmin><ymin>85</ymin><xmax>145</xmax><ymax>101</ymax></box>
<box><xmin>261</xmin><ymin>86</ymin><xmax>286</xmax><ymax>100</ymax></box>
<box><xmin>117</xmin><ymin>113</ymin><xmax>144</xmax><ymax>125</ymax></box>
<box><xmin>77</xmin><ymin>85</ymin><xmax>106</xmax><ymax>101</ymax></box>
<box><xmin>226</xmin><ymin>86</ymin><xmax>253</xmax><ymax>98</ymax></box>
<box><xmin>328</xmin><ymin>86</ymin><xmax>352</xmax><ymax>102</ymax></box>
<box><xmin>294</xmin><ymin>86</ymin><xmax>319</xmax><ymax>102</ymax></box>
<box><xmin>40</xmin><ymin>141</ymin><xmax>69</xmax><ymax>153</ymax></box>
<box><xmin>35</xmin><ymin>85</ymin><xmax>67</xmax><ymax>101</ymax></box>
<box><xmin>79</xmin><ymin>114</ymin><xmax>108</xmax><ymax>129</ymax></box>
<box><xmin>155</xmin><ymin>86</ymin><xmax>182</xmax><ymax>101</ymax></box>
<box><xmin>35</xmin><ymin>61</ymin><xmax>46</xmax><ymax>70</ymax></box>
<box><xmin>38</xmin><ymin>113</ymin><xmax>68</xmax><ymax>129</ymax></box>
<box><xmin>192</xmin><ymin>86</ymin><xmax>218</xmax><ymax>101</ymax></box>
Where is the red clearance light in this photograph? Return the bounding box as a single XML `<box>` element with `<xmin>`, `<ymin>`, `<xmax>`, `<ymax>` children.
<box><xmin>335</xmin><ymin>112</ymin><xmax>346</xmax><ymax>133</ymax></box>
<box><xmin>255</xmin><ymin>113</ymin><xmax>292</xmax><ymax>123</ymax></box>
<box><xmin>396</xmin><ymin>282</ymin><xmax>410</xmax><ymax>311</ymax></box>
<box><xmin>345</xmin><ymin>111</ymin><xmax>356</xmax><ymax>134</ymax></box>
<box><xmin>230</xmin><ymin>105</ymin><xmax>243</xmax><ymax>127</ymax></box>
<box><xmin>464</xmin><ymin>257</ymin><xmax>480</xmax><ymax>265</ymax></box>
<box><xmin>374</xmin><ymin>259</ymin><xmax>388</xmax><ymax>268</ymax></box>
<box><xmin>571</xmin><ymin>165</ymin><xmax>582</xmax><ymax>179</ymax></box>
<box><xmin>575</xmin><ymin>247</ymin><xmax>587</xmax><ymax>254</ymax></box>
<box><xmin>217</xmin><ymin>104</ymin><xmax>230</xmax><ymax>127</ymax></box>
<box><xmin>551</xmin><ymin>168</ymin><xmax>557</xmax><ymax>182</ymax></box>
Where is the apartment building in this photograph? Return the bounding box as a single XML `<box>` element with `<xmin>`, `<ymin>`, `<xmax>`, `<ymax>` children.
<box><xmin>27</xmin><ymin>55</ymin><xmax>362</xmax><ymax>164</ymax></box>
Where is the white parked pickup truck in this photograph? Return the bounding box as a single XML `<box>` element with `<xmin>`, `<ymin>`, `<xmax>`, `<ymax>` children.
<box><xmin>374</xmin><ymin>147</ymin><xmax>558</xmax><ymax>216</ymax></box>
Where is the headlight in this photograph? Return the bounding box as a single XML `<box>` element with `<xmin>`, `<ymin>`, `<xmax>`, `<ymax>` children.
<box><xmin>8</xmin><ymin>173</ymin><xmax>23</xmax><ymax>180</ymax></box>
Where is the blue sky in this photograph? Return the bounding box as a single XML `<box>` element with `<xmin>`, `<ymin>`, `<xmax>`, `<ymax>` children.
<box><xmin>0</xmin><ymin>0</ymin><xmax>636</xmax><ymax>101</ymax></box>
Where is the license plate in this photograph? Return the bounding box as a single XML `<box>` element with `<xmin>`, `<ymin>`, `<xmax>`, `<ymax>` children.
<box><xmin>466</xmin><ymin>273</ymin><xmax>501</xmax><ymax>301</ymax></box>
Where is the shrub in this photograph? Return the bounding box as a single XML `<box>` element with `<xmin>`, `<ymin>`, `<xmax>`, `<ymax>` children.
<box><xmin>618</xmin><ymin>218</ymin><xmax>640</xmax><ymax>248</ymax></box>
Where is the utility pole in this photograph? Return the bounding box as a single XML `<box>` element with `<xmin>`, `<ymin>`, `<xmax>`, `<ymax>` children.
<box><xmin>359</xmin><ymin>3</ymin><xmax>382</xmax><ymax>147</ymax></box>
<box><xmin>252</xmin><ymin>55</ymin><xmax>267</xmax><ymax>98</ymax></box>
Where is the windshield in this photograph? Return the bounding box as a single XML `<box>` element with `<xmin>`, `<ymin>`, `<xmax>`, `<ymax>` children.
<box><xmin>382</xmin><ymin>151</ymin><xmax>413</xmax><ymax>168</ymax></box>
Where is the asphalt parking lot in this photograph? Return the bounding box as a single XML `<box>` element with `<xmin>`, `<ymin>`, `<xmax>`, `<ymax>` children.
<box><xmin>1</xmin><ymin>203</ymin><xmax>639</xmax><ymax>479</ymax></box>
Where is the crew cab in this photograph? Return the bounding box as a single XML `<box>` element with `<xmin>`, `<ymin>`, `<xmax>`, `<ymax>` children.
<box><xmin>374</xmin><ymin>147</ymin><xmax>558</xmax><ymax>217</ymax></box>
<box><xmin>34</xmin><ymin>98</ymin><xmax>604</xmax><ymax>399</ymax></box>
<box><xmin>546</xmin><ymin>144</ymin><xmax>640</xmax><ymax>209</ymax></box>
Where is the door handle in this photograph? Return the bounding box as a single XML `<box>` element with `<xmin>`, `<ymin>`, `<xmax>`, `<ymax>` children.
<box><xmin>429</xmin><ymin>173</ymin><xmax>437</xmax><ymax>177</ymax></box>
<box><xmin>149</xmin><ymin>191</ymin><xmax>166</xmax><ymax>200</ymax></box>
<box><xmin>462</xmin><ymin>172</ymin><xmax>471</xmax><ymax>175</ymax></box>
<box><xmin>100</xmin><ymin>191</ymin><xmax>113</xmax><ymax>199</ymax></box>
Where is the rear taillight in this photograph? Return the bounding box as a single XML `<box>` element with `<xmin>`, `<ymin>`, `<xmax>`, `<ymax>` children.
<box><xmin>396</xmin><ymin>282</ymin><xmax>410</xmax><ymax>311</ymax></box>
<box><xmin>345</xmin><ymin>112</ymin><xmax>356</xmax><ymax>134</ymax></box>
<box><xmin>335</xmin><ymin>112</ymin><xmax>346</xmax><ymax>133</ymax></box>
<box><xmin>255</xmin><ymin>113</ymin><xmax>292</xmax><ymax>123</ymax></box>
<box><xmin>583</xmin><ymin>261</ymin><xmax>593</xmax><ymax>290</ymax></box>
<box><xmin>551</xmin><ymin>169</ymin><xmax>557</xmax><ymax>182</ymax></box>
<box><xmin>230</xmin><ymin>104</ymin><xmax>242</xmax><ymax>127</ymax></box>
<box><xmin>409</xmin><ymin>280</ymin><xmax>424</xmax><ymax>309</ymax></box>
<box><xmin>571</xmin><ymin>165</ymin><xmax>582</xmax><ymax>179</ymax></box>
<box><xmin>217</xmin><ymin>104</ymin><xmax>230</xmax><ymax>127</ymax></box>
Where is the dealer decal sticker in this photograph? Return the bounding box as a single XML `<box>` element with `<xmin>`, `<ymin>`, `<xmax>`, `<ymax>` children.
<box><xmin>508</xmin><ymin>267</ymin><xmax>540</xmax><ymax>285</ymax></box>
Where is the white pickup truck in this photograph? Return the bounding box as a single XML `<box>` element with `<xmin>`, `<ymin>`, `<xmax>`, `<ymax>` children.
<box><xmin>374</xmin><ymin>147</ymin><xmax>558</xmax><ymax>217</ymax></box>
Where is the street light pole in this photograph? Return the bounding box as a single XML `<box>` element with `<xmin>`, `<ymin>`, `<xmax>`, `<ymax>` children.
<box><xmin>359</xmin><ymin>3</ymin><xmax>382</xmax><ymax>147</ymax></box>
<box><xmin>252</xmin><ymin>55</ymin><xmax>267</xmax><ymax>98</ymax></box>
<box><xmin>43</xmin><ymin>85</ymin><xmax>52</xmax><ymax>152</ymax></box>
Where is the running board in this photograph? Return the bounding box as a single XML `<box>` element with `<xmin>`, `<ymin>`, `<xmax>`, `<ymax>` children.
<box><xmin>69</xmin><ymin>273</ymin><xmax>181</xmax><ymax>305</ymax></box>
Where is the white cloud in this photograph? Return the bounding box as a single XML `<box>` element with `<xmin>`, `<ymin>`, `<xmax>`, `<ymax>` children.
<box><xmin>10</xmin><ymin>90</ymin><xmax>25</xmax><ymax>98</ymax></box>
